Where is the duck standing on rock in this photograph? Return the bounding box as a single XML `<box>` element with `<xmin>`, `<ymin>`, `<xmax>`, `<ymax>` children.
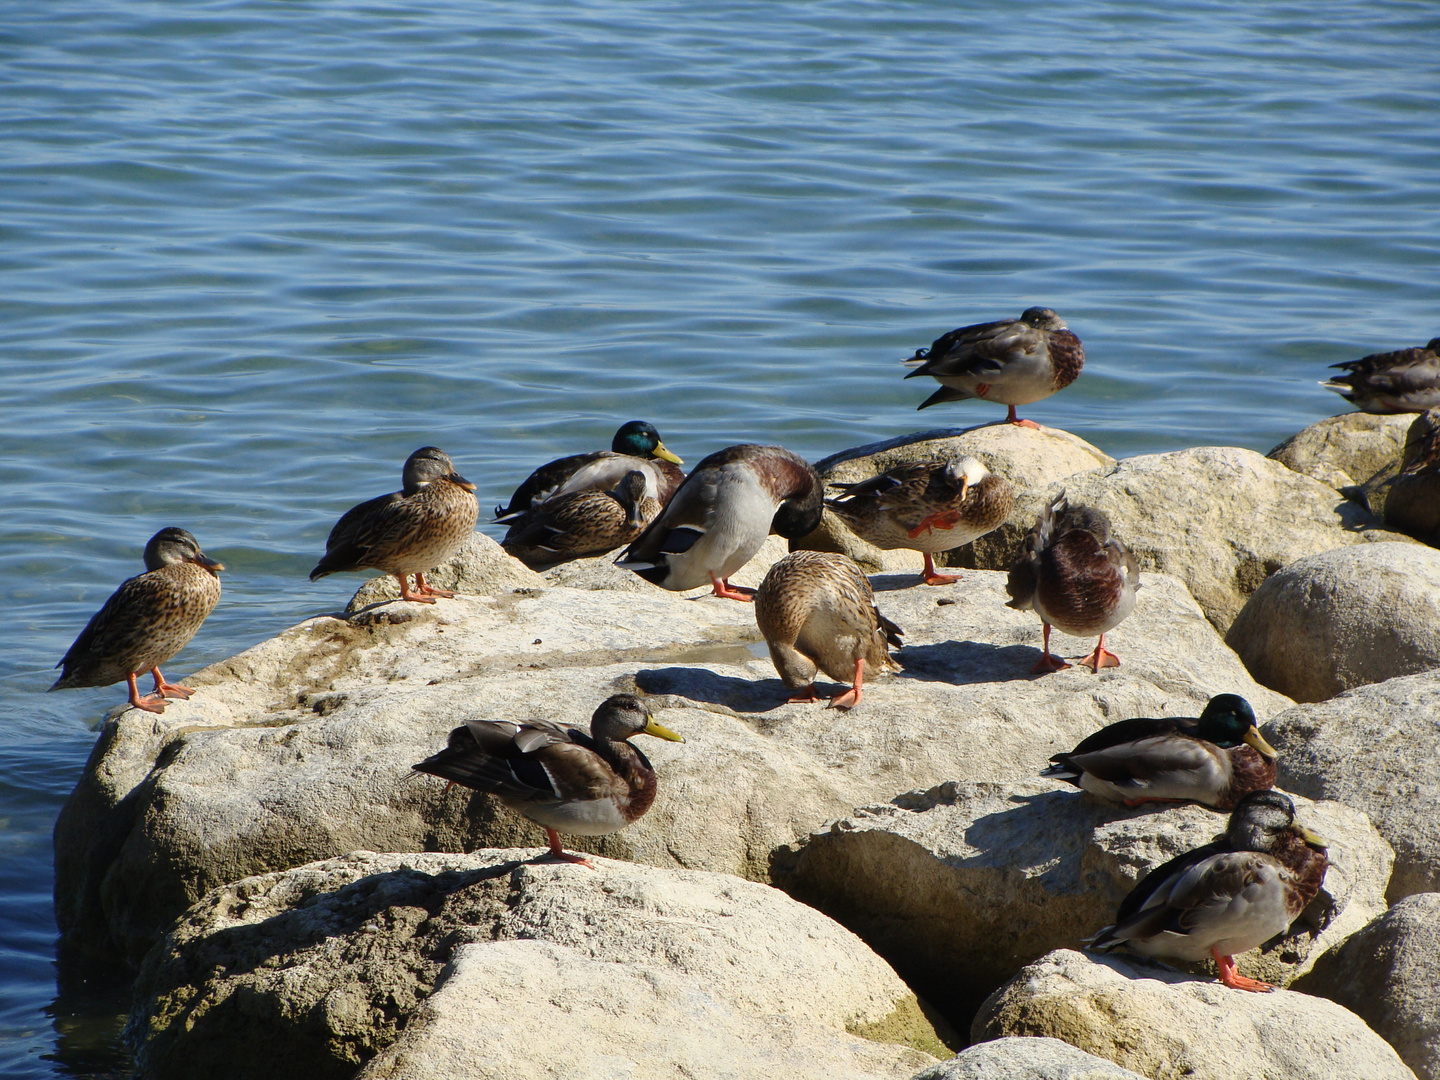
<box><xmin>1006</xmin><ymin>493</ymin><xmax>1138</xmax><ymax>673</ymax></box>
<box><xmin>412</xmin><ymin>694</ymin><xmax>685</xmax><ymax>868</ymax></box>
<box><xmin>754</xmin><ymin>551</ymin><xmax>903</xmax><ymax>710</ymax></box>
<box><xmin>1321</xmin><ymin>338</ymin><xmax>1440</xmax><ymax>414</ymax></box>
<box><xmin>1043</xmin><ymin>693</ymin><xmax>1277</xmax><ymax>810</ymax></box>
<box><xmin>1088</xmin><ymin>790</ymin><xmax>1328</xmax><ymax>993</ymax></box>
<box><xmin>309</xmin><ymin>446</ymin><xmax>479</xmax><ymax>604</ymax></box>
<box><xmin>502</xmin><ymin>470</ymin><xmax>660</xmax><ymax>567</ymax></box>
<box><xmin>825</xmin><ymin>456</ymin><xmax>1015</xmax><ymax>586</ymax></box>
<box><xmin>901</xmin><ymin>306</ymin><xmax>1084</xmax><ymax>427</ymax></box>
<box><xmin>617</xmin><ymin>444</ymin><xmax>823</xmax><ymax>601</ymax></box>
<box><xmin>51</xmin><ymin>527</ymin><xmax>224</xmax><ymax>714</ymax></box>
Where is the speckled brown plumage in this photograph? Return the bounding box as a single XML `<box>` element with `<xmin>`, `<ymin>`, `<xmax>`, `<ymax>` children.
<box><xmin>1322</xmin><ymin>338</ymin><xmax>1440</xmax><ymax>414</ymax></box>
<box><xmin>1385</xmin><ymin>408</ymin><xmax>1440</xmax><ymax>545</ymax></box>
<box><xmin>502</xmin><ymin>470</ymin><xmax>661</xmax><ymax>566</ymax></box>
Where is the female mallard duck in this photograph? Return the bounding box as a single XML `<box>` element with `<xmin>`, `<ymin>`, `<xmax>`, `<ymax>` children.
<box><xmin>1385</xmin><ymin>408</ymin><xmax>1440</xmax><ymax>545</ymax></box>
<box><xmin>51</xmin><ymin>528</ymin><xmax>224</xmax><ymax>714</ymax></box>
<box><xmin>617</xmin><ymin>444</ymin><xmax>823</xmax><ymax>601</ymax></box>
<box><xmin>1043</xmin><ymin>693</ymin><xmax>1277</xmax><ymax>810</ymax></box>
<box><xmin>412</xmin><ymin>693</ymin><xmax>684</xmax><ymax>867</ymax></box>
<box><xmin>1089</xmin><ymin>790</ymin><xmax>1328</xmax><ymax>992</ymax></box>
<box><xmin>502</xmin><ymin>470</ymin><xmax>660</xmax><ymax>567</ymax></box>
<box><xmin>902</xmin><ymin>307</ymin><xmax>1084</xmax><ymax>427</ymax></box>
<box><xmin>826</xmin><ymin>456</ymin><xmax>1015</xmax><ymax>586</ymax></box>
<box><xmin>493</xmin><ymin>420</ymin><xmax>684</xmax><ymax>524</ymax></box>
<box><xmin>1007</xmin><ymin>493</ymin><xmax>1137</xmax><ymax>673</ymax></box>
<box><xmin>1322</xmin><ymin>338</ymin><xmax>1440</xmax><ymax>414</ymax></box>
<box><xmin>754</xmin><ymin>551</ymin><xmax>903</xmax><ymax>710</ymax></box>
<box><xmin>309</xmin><ymin>446</ymin><xmax>479</xmax><ymax>604</ymax></box>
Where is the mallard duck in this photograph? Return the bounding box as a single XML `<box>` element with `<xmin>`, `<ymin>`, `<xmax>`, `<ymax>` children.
<box><xmin>1006</xmin><ymin>493</ymin><xmax>1138</xmax><ymax>673</ymax></box>
<box><xmin>754</xmin><ymin>551</ymin><xmax>903</xmax><ymax>709</ymax></box>
<box><xmin>1089</xmin><ymin>790</ymin><xmax>1328</xmax><ymax>992</ymax></box>
<box><xmin>1322</xmin><ymin>338</ymin><xmax>1440</xmax><ymax>414</ymax></box>
<box><xmin>1042</xmin><ymin>693</ymin><xmax>1277</xmax><ymax>810</ymax></box>
<box><xmin>826</xmin><ymin>456</ymin><xmax>1016</xmax><ymax>586</ymax></box>
<box><xmin>617</xmin><ymin>444</ymin><xmax>823</xmax><ymax>601</ymax></box>
<box><xmin>1384</xmin><ymin>407</ymin><xmax>1440</xmax><ymax>546</ymax></box>
<box><xmin>412</xmin><ymin>693</ymin><xmax>684</xmax><ymax>867</ymax></box>
<box><xmin>901</xmin><ymin>307</ymin><xmax>1084</xmax><ymax>427</ymax></box>
<box><xmin>502</xmin><ymin>470</ymin><xmax>660</xmax><ymax>567</ymax></box>
<box><xmin>310</xmin><ymin>446</ymin><xmax>479</xmax><ymax>604</ymax></box>
<box><xmin>493</xmin><ymin>420</ymin><xmax>684</xmax><ymax>524</ymax></box>
<box><xmin>51</xmin><ymin>528</ymin><xmax>224</xmax><ymax>714</ymax></box>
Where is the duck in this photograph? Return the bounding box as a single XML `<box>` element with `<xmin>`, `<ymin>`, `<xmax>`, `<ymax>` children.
<box><xmin>412</xmin><ymin>693</ymin><xmax>684</xmax><ymax>867</ymax></box>
<box><xmin>754</xmin><ymin>551</ymin><xmax>903</xmax><ymax>710</ymax></box>
<box><xmin>1006</xmin><ymin>493</ymin><xmax>1138</xmax><ymax>673</ymax></box>
<box><xmin>1321</xmin><ymin>338</ymin><xmax>1440</xmax><ymax>414</ymax></box>
<box><xmin>617</xmin><ymin>444</ymin><xmax>823</xmax><ymax>601</ymax></box>
<box><xmin>1385</xmin><ymin>408</ymin><xmax>1440</xmax><ymax>545</ymax></box>
<box><xmin>51</xmin><ymin>528</ymin><xmax>224</xmax><ymax>714</ymax></box>
<box><xmin>309</xmin><ymin>446</ymin><xmax>479</xmax><ymax>604</ymax></box>
<box><xmin>901</xmin><ymin>307</ymin><xmax>1084</xmax><ymax>427</ymax></box>
<box><xmin>1088</xmin><ymin>790</ymin><xmax>1328</xmax><ymax>992</ymax></box>
<box><xmin>1042</xmin><ymin>693</ymin><xmax>1277</xmax><ymax>810</ymax></box>
<box><xmin>502</xmin><ymin>470</ymin><xmax>660</xmax><ymax>567</ymax></box>
<box><xmin>825</xmin><ymin>456</ymin><xmax>1016</xmax><ymax>586</ymax></box>
<box><xmin>493</xmin><ymin>420</ymin><xmax>684</xmax><ymax>524</ymax></box>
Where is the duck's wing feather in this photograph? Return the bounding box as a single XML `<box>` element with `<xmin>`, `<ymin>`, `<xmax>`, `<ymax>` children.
<box><xmin>413</xmin><ymin>719</ymin><xmax>620</xmax><ymax>803</ymax></box>
<box><xmin>494</xmin><ymin>451</ymin><xmax>607</xmax><ymax>521</ymax></box>
<box><xmin>311</xmin><ymin>491</ymin><xmax>404</xmax><ymax>577</ymax></box>
<box><xmin>619</xmin><ymin>463</ymin><xmax>721</xmax><ymax>565</ymax></box>
<box><xmin>904</xmin><ymin>318</ymin><xmax>1039</xmax><ymax>379</ymax></box>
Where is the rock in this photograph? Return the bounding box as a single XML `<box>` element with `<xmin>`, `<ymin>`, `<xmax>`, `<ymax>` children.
<box><xmin>347</xmin><ymin>531</ymin><xmax>543</xmax><ymax>610</ymax></box>
<box><xmin>785</xmin><ymin>779</ymin><xmax>1390</xmax><ymax>1027</ymax></box>
<box><xmin>911</xmin><ymin>1037</ymin><xmax>1149</xmax><ymax>1080</ymax></box>
<box><xmin>1267</xmin><ymin>412</ymin><xmax>1413</xmax><ymax>494</ymax></box>
<box><xmin>1295</xmin><ymin>893</ymin><xmax>1440</xmax><ymax>1080</ymax></box>
<box><xmin>974</xmin><ymin>950</ymin><xmax>1417</xmax><ymax>1080</ymax></box>
<box><xmin>1263</xmin><ymin>672</ymin><xmax>1440</xmax><ymax>902</ymax></box>
<box><xmin>127</xmin><ymin>850</ymin><xmax>947</xmax><ymax>1080</ymax></box>
<box><xmin>1225</xmin><ymin>544</ymin><xmax>1440</xmax><ymax>702</ymax></box>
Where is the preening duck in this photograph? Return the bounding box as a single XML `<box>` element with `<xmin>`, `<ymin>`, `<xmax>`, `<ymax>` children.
<box><xmin>502</xmin><ymin>469</ymin><xmax>660</xmax><ymax>567</ymax></box>
<box><xmin>1322</xmin><ymin>338</ymin><xmax>1440</xmax><ymax>414</ymax></box>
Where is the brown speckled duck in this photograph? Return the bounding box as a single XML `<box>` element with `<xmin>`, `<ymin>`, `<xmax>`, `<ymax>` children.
<box><xmin>1089</xmin><ymin>790</ymin><xmax>1328</xmax><ymax>993</ymax></box>
<box><xmin>51</xmin><ymin>527</ymin><xmax>223</xmax><ymax>714</ymax></box>
<box><xmin>1322</xmin><ymin>338</ymin><xmax>1440</xmax><ymax>414</ymax></box>
<box><xmin>902</xmin><ymin>307</ymin><xmax>1084</xmax><ymax>427</ymax></box>
<box><xmin>754</xmin><ymin>551</ymin><xmax>903</xmax><ymax>710</ymax></box>
<box><xmin>1384</xmin><ymin>408</ymin><xmax>1440</xmax><ymax>545</ymax></box>
<box><xmin>1006</xmin><ymin>493</ymin><xmax>1138</xmax><ymax>673</ymax></box>
<box><xmin>502</xmin><ymin>470</ymin><xmax>660</xmax><ymax>567</ymax></box>
<box><xmin>826</xmin><ymin>456</ymin><xmax>1016</xmax><ymax>586</ymax></box>
<box><xmin>412</xmin><ymin>693</ymin><xmax>684</xmax><ymax>867</ymax></box>
<box><xmin>310</xmin><ymin>446</ymin><xmax>479</xmax><ymax>604</ymax></box>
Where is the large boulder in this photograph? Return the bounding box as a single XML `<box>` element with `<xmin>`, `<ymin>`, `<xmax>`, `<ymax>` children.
<box><xmin>127</xmin><ymin>851</ymin><xmax>948</xmax><ymax>1080</ymax></box>
<box><xmin>974</xmin><ymin>949</ymin><xmax>1417</xmax><ymax>1080</ymax></box>
<box><xmin>1263</xmin><ymin>672</ymin><xmax>1440</xmax><ymax>902</ymax></box>
<box><xmin>912</xmin><ymin>1037</ymin><xmax>1148</xmax><ymax>1080</ymax></box>
<box><xmin>1267</xmin><ymin>412</ymin><xmax>1413</xmax><ymax>494</ymax></box>
<box><xmin>1225</xmin><ymin>543</ymin><xmax>1440</xmax><ymax>703</ymax></box>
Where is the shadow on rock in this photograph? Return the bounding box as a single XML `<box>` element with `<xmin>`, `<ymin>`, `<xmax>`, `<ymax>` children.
<box><xmin>634</xmin><ymin>666</ymin><xmax>789</xmax><ymax>713</ymax></box>
<box><xmin>894</xmin><ymin>640</ymin><xmax>1037</xmax><ymax>685</ymax></box>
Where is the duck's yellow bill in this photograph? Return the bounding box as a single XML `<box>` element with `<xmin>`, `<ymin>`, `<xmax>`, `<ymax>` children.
<box><xmin>653</xmin><ymin>444</ymin><xmax>684</xmax><ymax>466</ymax></box>
<box><xmin>643</xmin><ymin>719</ymin><xmax>685</xmax><ymax>743</ymax></box>
<box><xmin>1244</xmin><ymin>727</ymin><xmax>1278</xmax><ymax>758</ymax></box>
<box><xmin>1299</xmin><ymin>826</ymin><xmax>1328</xmax><ymax>851</ymax></box>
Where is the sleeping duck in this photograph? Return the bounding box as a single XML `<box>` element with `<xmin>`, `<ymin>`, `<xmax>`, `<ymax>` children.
<box><xmin>1322</xmin><ymin>338</ymin><xmax>1440</xmax><ymax>414</ymax></box>
<box><xmin>502</xmin><ymin>470</ymin><xmax>660</xmax><ymax>567</ymax></box>
<box><xmin>1385</xmin><ymin>408</ymin><xmax>1440</xmax><ymax>545</ymax></box>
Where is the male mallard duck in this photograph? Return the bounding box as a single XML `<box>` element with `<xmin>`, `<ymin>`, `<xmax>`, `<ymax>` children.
<box><xmin>1042</xmin><ymin>693</ymin><xmax>1277</xmax><ymax>810</ymax></box>
<box><xmin>1385</xmin><ymin>408</ymin><xmax>1440</xmax><ymax>545</ymax></box>
<box><xmin>51</xmin><ymin>528</ymin><xmax>224</xmax><ymax>714</ymax></box>
<box><xmin>617</xmin><ymin>444</ymin><xmax>823</xmax><ymax>601</ymax></box>
<box><xmin>1322</xmin><ymin>338</ymin><xmax>1440</xmax><ymax>414</ymax></box>
<box><xmin>310</xmin><ymin>446</ymin><xmax>479</xmax><ymax>604</ymax></box>
<box><xmin>901</xmin><ymin>307</ymin><xmax>1084</xmax><ymax>427</ymax></box>
<box><xmin>1006</xmin><ymin>493</ymin><xmax>1138</xmax><ymax>673</ymax></box>
<box><xmin>826</xmin><ymin>456</ymin><xmax>1016</xmax><ymax>586</ymax></box>
<box><xmin>754</xmin><ymin>551</ymin><xmax>903</xmax><ymax>709</ymax></box>
<box><xmin>412</xmin><ymin>693</ymin><xmax>684</xmax><ymax>867</ymax></box>
<box><xmin>502</xmin><ymin>470</ymin><xmax>660</xmax><ymax>567</ymax></box>
<box><xmin>1089</xmin><ymin>790</ymin><xmax>1328</xmax><ymax>992</ymax></box>
<box><xmin>493</xmin><ymin>420</ymin><xmax>684</xmax><ymax>524</ymax></box>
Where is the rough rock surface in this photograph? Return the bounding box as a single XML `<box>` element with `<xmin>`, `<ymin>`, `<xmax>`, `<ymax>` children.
<box><xmin>1226</xmin><ymin>543</ymin><xmax>1440</xmax><ymax>702</ymax></box>
<box><xmin>1295</xmin><ymin>893</ymin><xmax>1440</xmax><ymax>1080</ymax></box>
<box><xmin>1268</xmin><ymin>411</ymin><xmax>1413</xmax><ymax>494</ymax></box>
<box><xmin>1263</xmin><ymin>672</ymin><xmax>1440</xmax><ymax>901</ymax></box>
<box><xmin>785</xmin><ymin>778</ymin><xmax>1390</xmax><ymax>1026</ymax></box>
<box><xmin>911</xmin><ymin>1037</ymin><xmax>1148</xmax><ymax>1080</ymax></box>
<box><xmin>974</xmin><ymin>949</ymin><xmax>1417</xmax><ymax>1080</ymax></box>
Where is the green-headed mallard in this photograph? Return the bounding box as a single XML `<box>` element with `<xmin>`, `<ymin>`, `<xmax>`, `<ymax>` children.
<box><xmin>493</xmin><ymin>420</ymin><xmax>684</xmax><ymax>524</ymax></box>
<box><xmin>617</xmin><ymin>444</ymin><xmax>823</xmax><ymax>601</ymax></box>
<box><xmin>1043</xmin><ymin>693</ymin><xmax>1277</xmax><ymax>810</ymax></box>
<box><xmin>1006</xmin><ymin>493</ymin><xmax>1138</xmax><ymax>673</ymax></box>
<box><xmin>826</xmin><ymin>456</ymin><xmax>1016</xmax><ymax>586</ymax></box>
<box><xmin>1089</xmin><ymin>790</ymin><xmax>1328</xmax><ymax>992</ymax></box>
<box><xmin>902</xmin><ymin>307</ymin><xmax>1084</xmax><ymax>427</ymax></box>
<box><xmin>502</xmin><ymin>470</ymin><xmax>660</xmax><ymax>567</ymax></box>
<box><xmin>51</xmin><ymin>527</ymin><xmax>223</xmax><ymax>714</ymax></box>
<box><xmin>412</xmin><ymin>693</ymin><xmax>684</xmax><ymax>867</ymax></box>
<box><xmin>1322</xmin><ymin>338</ymin><xmax>1440</xmax><ymax>414</ymax></box>
<box><xmin>754</xmin><ymin>551</ymin><xmax>903</xmax><ymax>710</ymax></box>
<box><xmin>310</xmin><ymin>446</ymin><xmax>479</xmax><ymax>604</ymax></box>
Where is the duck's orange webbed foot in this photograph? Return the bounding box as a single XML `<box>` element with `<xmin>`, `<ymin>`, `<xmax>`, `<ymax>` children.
<box><xmin>1079</xmin><ymin>634</ymin><xmax>1120</xmax><ymax>671</ymax></box>
<box><xmin>920</xmin><ymin>552</ymin><xmax>960</xmax><ymax>586</ymax></box>
<box><xmin>1030</xmin><ymin>624</ymin><xmax>1071</xmax><ymax>674</ymax></box>
<box><xmin>127</xmin><ymin>673</ymin><xmax>169</xmax><ymax>714</ymax></box>
<box><xmin>396</xmin><ymin>574</ymin><xmax>438</xmax><ymax>604</ymax></box>
<box><xmin>709</xmin><ymin>574</ymin><xmax>755</xmax><ymax>602</ymax></box>
<box><xmin>543</xmin><ymin>828</ymin><xmax>597</xmax><ymax>870</ymax></box>
<box><xmin>149</xmin><ymin>667</ymin><xmax>193</xmax><ymax>700</ymax></box>
<box><xmin>414</xmin><ymin>572</ymin><xmax>455</xmax><ymax>599</ymax></box>
<box><xmin>1214</xmin><ymin>950</ymin><xmax>1275</xmax><ymax>993</ymax></box>
<box><xmin>826</xmin><ymin>658</ymin><xmax>865</xmax><ymax>710</ymax></box>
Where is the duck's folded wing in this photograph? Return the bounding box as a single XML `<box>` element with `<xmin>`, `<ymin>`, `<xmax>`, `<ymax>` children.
<box><xmin>619</xmin><ymin>470</ymin><xmax>717</xmax><ymax>565</ymax></box>
<box><xmin>312</xmin><ymin>492</ymin><xmax>404</xmax><ymax>575</ymax></box>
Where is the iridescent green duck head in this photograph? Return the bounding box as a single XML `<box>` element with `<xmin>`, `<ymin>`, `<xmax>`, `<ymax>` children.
<box><xmin>143</xmin><ymin>527</ymin><xmax>224</xmax><ymax>575</ymax></box>
<box><xmin>612</xmin><ymin>421</ymin><xmax>683</xmax><ymax>465</ymax></box>
<box><xmin>402</xmin><ymin>446</ymin><xmax>477</xmax><ymax>494</ymax></box>
<box><xmin>1196</xmin><ymin>694</ymin><xmax>1275</xmax><ymax>759</ymax></box>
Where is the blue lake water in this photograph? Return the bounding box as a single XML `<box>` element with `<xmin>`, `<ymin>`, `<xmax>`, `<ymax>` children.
<box><xmin>3</xmin><ymin>1</ymin><xmax>1437</xmax><ymax>1074</ymax></box>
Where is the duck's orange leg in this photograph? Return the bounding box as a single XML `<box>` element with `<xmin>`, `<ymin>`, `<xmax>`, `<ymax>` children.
<box><xmin>543</xmin><ymin>827</ymin><xmax>596</xmax><ymax>869</ymax></box>
<box><xmin>150</xmin><ymin>666</ymin><xmax>194</xmax><ymax>700</ymax></box>
<box><xmin>395</xmin><ymin>573</ymin><xmax>438</xmax><ymax>604</ymax></box>
<box><xmin>709</xmin><ymin>573</ymin><xmax>755</xmax><ymax>602</ymax></box>
<box><xmin>1031</xmin><ymin>623</ymin><xmax>1071</xmax><ymax>674</ymax></box>
<box><xmin>127</xmin><ymin>672</ymin><xmax>168</xmax><ymax>714</ymax></box>
<box><xmin>920</xmin><ymin>551</ymin><xmax>960</xmax><ymax>586</ymax></box>
<box><xmin>827</xmin><ymin>657</ymin><xmax>865</xmax><ymax>710</ymax></box>
<box><xmin>1214</xmin><ymin>949</ymin><xmax>1275</xmax><ymax>993</ymax></box>
<box><xmin>414</xmin><ymin>571</ymin><xmax>455</xmax><ymax>599</ymax></box>
<box><xmin>1006</xmin><ymin>404</ymin><xmax>1042</xmax><ymax>430</ymax></box>
<box><xmin>1079</xmin><ymin>634</ymin><xmax>1120</xmax><ymax>671</ymax></box>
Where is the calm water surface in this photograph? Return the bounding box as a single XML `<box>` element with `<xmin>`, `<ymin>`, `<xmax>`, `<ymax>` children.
<box><xmin>3</xmin><ymin>1</ymin><xmax>1438</xmax><ymax>1074</ymax></box>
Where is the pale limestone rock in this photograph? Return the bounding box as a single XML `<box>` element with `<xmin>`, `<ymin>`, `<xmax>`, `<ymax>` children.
<box><xmin>1268</xmin><ymin>412</ymin><xmax>1413</xmax><ymax>492</ymax></box>
<box><xmin>911</xmin><ymin>1037</ymin><xmax>1149</xmax><ymax>1080</ymax></box>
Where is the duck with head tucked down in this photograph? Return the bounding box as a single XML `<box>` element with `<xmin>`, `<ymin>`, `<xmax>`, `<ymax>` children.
<box><xmin>502</xmin><ymin>470</ymin><xmax>659</xmax><ymax>567</ymax></box>
<box><xmin>1321</xmin><ymin>338</ymin><xmax>1440</xmax><ymax>414</ymax></box>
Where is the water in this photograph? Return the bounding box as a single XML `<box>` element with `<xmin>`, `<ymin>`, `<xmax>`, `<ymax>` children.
<box><xmin>3</xmin><ymin>0</ymin><xmax>1437</xmax><ymax>1073</ymax></box>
